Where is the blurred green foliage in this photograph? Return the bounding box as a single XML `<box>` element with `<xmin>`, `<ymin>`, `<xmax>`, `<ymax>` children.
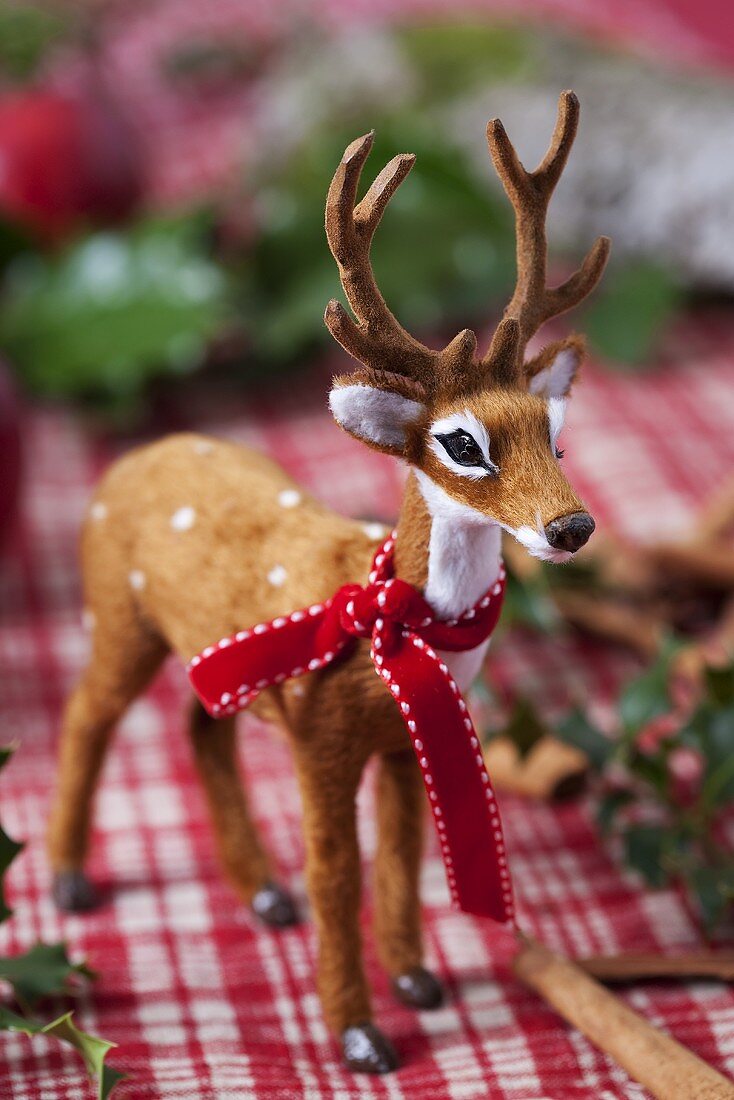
<box><xmin>241</xmin><ymin>120</ymin><xmax>517</xmax><ymax>364</ymax></box>
<box><xmin>396</xmin><ymin>22</ymin><xmax>533</xmax><ymax>98</ymax></box>
<box><xmin>582</xmin><ymin>261</ymin><xmax>683</xmax><ymax>366</ymax></box>
<box><xmin>0</xmin><ymin>4</ymin><xmax>69</xmax><ymax>82</ymax></box>
<box><xmin>0</xmin><ymin>217</ymin><xmax>233</xmax><ymax>415</ymax></box>
<box><xmin>0</xmin><ymin>16</ymin><xmax>689</xmax><ymax>412</ymax></box>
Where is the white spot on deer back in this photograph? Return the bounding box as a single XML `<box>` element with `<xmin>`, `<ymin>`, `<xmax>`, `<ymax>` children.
<box><xmin>194</xmin><ymin>439</ymin><xmax>214</xmax><ymax>455</ymax></box>
<box><xmin>129</xmin><ymin>570</ymin><xmax>146</xmax><ymax>591</ymax></box>
<box><xmin>171</xmin><ymin>506</ymin><xmax>196</xmax><ymax>531</ymax></box>
<box><xmin>278</xmin><ymin>488</ymin><xmax>301</xmax><ymax>508</ymax></box>
<box><xmin>90</xmin><ymin>502</ymin><xmax>108</xmax><ymax>521</ymax></box>
<box><xmin>82</xmin><ymin>608</ymin><xmax>96</xmax><ymax>631</ymax></box>
<box><xmin>267</xmin><ymin>564</ymin><xmax>287</xmax><ymax>587</ymax></box>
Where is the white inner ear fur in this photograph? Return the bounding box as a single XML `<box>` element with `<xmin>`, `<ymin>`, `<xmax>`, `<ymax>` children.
<box><xmin>429</xmin><ymin>409</ymin><xmax>495</xmax><ymax>480</ymax></box>
<box><xmin>329</xmin><ymin>383</ymin><xmax>426</xmax><ymax>448</ymax></box>
<box><xmin>528</xmin><ymin>347</ymin><xmax>579</xmax><ymax>399</ymax></box>
<box><xmin>548</xmin><ymin>397</ymin><xmax>566</xmax><ymax>454</ymax></box>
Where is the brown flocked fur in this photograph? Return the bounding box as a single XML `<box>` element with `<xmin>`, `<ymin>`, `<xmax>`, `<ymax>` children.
<box><xmin>48</xmin><ymin>91</ymin><xmax>609</xmax><ymax>1072</ymax></box>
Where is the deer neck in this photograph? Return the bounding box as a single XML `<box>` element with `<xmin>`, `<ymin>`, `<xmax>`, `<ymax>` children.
<box><xmin>394</xmin><ymin>472</ymin><xmax>503</xmax><ymax>619</ymax></box>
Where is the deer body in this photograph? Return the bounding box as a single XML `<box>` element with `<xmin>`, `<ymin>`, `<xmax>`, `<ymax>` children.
<box><xmin>49</xmin><ymin>92</ymin><xmax>609</xmax><ymax>1074</ymax></box>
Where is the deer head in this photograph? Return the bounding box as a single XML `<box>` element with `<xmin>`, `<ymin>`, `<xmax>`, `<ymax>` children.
<box><xmin>325</xmin><ymin>91</ymin><xmax>610</xmax><ymax>562</ymax></box>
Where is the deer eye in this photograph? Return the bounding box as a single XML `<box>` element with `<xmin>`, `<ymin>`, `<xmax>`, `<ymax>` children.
<box><xmin>435</xmin><ymin>430</ymin><xmax>487</xmax><ymax>469</ymax></box>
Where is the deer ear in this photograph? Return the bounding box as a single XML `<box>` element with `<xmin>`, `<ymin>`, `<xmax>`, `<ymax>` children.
<box><xmin>526</xmin><ymin>335</ymin><xmax>585</xmax><ymax>399</ymax></box>
<box><xmin>329</xmin><ymin>372</ymin><xmax>428</xmax><ymax>456</ymax></box>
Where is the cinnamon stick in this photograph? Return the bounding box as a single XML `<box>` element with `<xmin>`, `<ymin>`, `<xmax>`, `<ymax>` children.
<box><xmin>553</xmin><ymin>590</ymin><xmax>662</xmax><ymax>658</ymax></box>
<box><xmin>644</xmin><ymin>542</ymin><xmax>734</xmax><ymax>589</ymax></box>
<box><xmin>484</xmin><ymin>735</ymin><xmax>589</xmax><ymax>801</ymax></box>
<box><xmin>579</xmin><ymin>950</ymin><xmax>734</xmax><ymax>983</ymax></box>
<box><xmin>514</xmin><ymin>936</ymin><xmax>734</xmax><ymax>1100</ymax></box>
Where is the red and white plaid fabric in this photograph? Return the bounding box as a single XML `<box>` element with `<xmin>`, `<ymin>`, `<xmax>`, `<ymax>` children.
<box><xmin>1</xmin><ymin>327</ymin><xmax>734</xmax><ymax>1097</ymax></box>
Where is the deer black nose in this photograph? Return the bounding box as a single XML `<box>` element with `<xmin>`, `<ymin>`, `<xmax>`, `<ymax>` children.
<box><xmin>544</xmin><ymin>511</ymin><xmax>595</xmax><ymax>553</ymax></box>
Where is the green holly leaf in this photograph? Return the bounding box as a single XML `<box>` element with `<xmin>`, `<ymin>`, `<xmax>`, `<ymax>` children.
<box><xmin>0</xmin><ymin>217</ymin><xmax>233</xmax><ymax>417</ymax></box>
<box><xmin>42</xmin><ymin>1012</ymin><xmax>124</xmax><ymax>1099</ymax></box>
<box><xmin>0</xmin><ymin>1004</ymin><xmax>41</xmax><ymax>1032</ymax></box>
<box><xmin>0</xmin><ymin>828</ymin><xmax>24</xmax><ymax>926</ymax></box>
<box><xmin>555</xmin><ymin>708</ymin><xmax>613</xmax><ymax>771</ymax></box>
<box><xmin>498</xmin><ymin>571</ymin><xmax>559</xmax><ymax>634</ymax></box>
<box><xmin>0</xmin><ymin>1007</ymin><xmax>124</xmax><ymax>1097</ymax></box>
<box><xmin>619</xmin><ymin>662</ymin><xmax>672</xmax><ymax>736</ymax></box>
<box><xmin>702</xmin><ymin>752</ymin><xmax>734</xmax><ymax>813</ymax></box>
<box><xmin>596</xmin><ymin>789</ymin><xmax>634</xmax><ymax>835</ymax></box>
<box><xmin>0</xmin><ymin>745</ymin><xmax>16</xmax><ymax>773</ymax></box>
<box><xmin>622</xmin><ymin>824</ymin><xmax>670</xmax><ymax>888</ymax></box>
<box><xmin>703</xmin><ymin>660</ymin><xmax>734</xmax><ymax>707</ymax></box>
<box><xmin>501</xmin><ymin>697</ymin><xmax>547</xmax><ymax>758</ymax></box>
<box><xmin>0</xmin><ymin>943</ymin><xmax>95</xmax><ymax>1009</ymax></box>
<box><xmin>686</xmin><ymin>865</ymin><xmax>734</xmax><ymax>934</ymax></box>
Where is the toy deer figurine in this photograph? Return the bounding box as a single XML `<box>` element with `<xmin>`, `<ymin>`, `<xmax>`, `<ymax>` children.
<box><xmin>48</xmin><ymin>91</ymin><xmax>609</xmax><ymax>1073</ymax></box>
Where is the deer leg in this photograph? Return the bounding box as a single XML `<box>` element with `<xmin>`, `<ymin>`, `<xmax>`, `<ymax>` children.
<box><xmin>374</xmin><ymin>748</ymin><xmax>444</xmax><ymax>1010</ymax></box>
<box><xmin>188</xmin><ymin>701</ymin><xmax>297</xmax><ymax>927</ymax></box>
<box><xmin>48</xmin><ymin>621</ymin><xmax>167</xmax><ymax>911</ymax></box>
<box><xmin>296</xmin><ymin>751</ymin><xmax>398</xmax><ymax>1074</ymax></box>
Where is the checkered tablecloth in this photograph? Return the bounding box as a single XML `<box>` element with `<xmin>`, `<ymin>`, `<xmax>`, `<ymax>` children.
<box><xmin>1</xmin><ymin>333</ymin><xmax>734</xmax><ymax>1099</ymax></box>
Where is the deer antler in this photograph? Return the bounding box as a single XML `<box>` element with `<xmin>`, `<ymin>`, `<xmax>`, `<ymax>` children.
<box><xmin>325</xmin><ymin>132</ymin><xmax>477</xmax><ymax>393</ymax></box>
<box><xmin>484</xmin><ymin>91</ymin><xmax>610</xmax><ymax>372</ymax></box>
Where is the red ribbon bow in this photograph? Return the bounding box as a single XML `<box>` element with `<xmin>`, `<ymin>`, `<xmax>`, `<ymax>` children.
<box><xmin>188</xmin><ymin>531</ymin><xmax>514</xmax><ymax>924</ymax></box>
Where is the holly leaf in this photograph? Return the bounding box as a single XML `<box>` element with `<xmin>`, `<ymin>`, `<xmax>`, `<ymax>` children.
<box><xmin>0</xmin><ymin>1004</ymin><xmax>41</xmax><ymax>1031</ymax></box>
<box><xmin>0</xmin><ymin>826</ymin><xmax>24</xmax><ymax>925</ymax></box>
<box><xmin>500</xmin><ymin>571</ymin><xmax>560</xmax><ymax>634</ymax></box>
<box><xmin>686</xmin><ymin>865</ymin><xmax>734</xmax><ymax>934</ymax></box>
<box><xmin>619</xmin><ymin>660</ymin><xmax>672</xmax><ymax>736</ymax></box>
<box><xmin>704</xmin><ymin>661</ymin><xmax>734</xmax><ymax>707</ymax></box>
<box><xmin>0</xmin><ymin>745</ymin><xmax>16</xmax><ymax>773</ymax></box>
<box><xmin>596</xmin><ymin>789</ymin><xmax>634</xmax><ymax>835</ymax></box>
<box><xmin>555</xmin><ymin>708</ymin><xmax>613</xmax><ymax>771</ymax></box>
<box><xmin>702</xmin><ymin>752</ymin><xmax>734</xmax><ymax>813</ymax></box>
<box><xmin>0</xmin><ymin>1006</ymin><xmax>124</xmax><ymax>1097</ymax></box>
<box><xmin>0</xmin><ymin>217</ymin><xmax>233</xmax><ymax>416</ymax></box>
<box><xmin>622</xmin><ymin>824</ymin><xmax>669</xmax><ymax>888</ymax></box>
<box><xmin>42</xmin><ymin>1012</ymin><xmax>124</xmax><ymax>1099</ymax></box>
<box><xmin>501</xmin><ymin>697</ymin><xmax>546</xmax><ymax>758</ymax></box>
<box><xmin>0</xmin><ymin>943</ymin><xmax>95</xmax><ymax>1009</ymax></box>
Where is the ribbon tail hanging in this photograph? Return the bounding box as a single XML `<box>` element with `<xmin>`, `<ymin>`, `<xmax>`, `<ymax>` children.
<box><xmin>374</xmin><ymin>628</ymin><xmax>515</xmax><ymax>925</ymax></box>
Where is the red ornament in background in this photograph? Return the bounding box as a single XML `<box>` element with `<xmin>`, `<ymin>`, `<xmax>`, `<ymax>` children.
<box><xmin>0</xmin><ymin>360</ymin><xmax>22</xmax><ymax>552</ymax></box>
<box><xmin>0</xmin><ymin>81</ymin><xmax>145</xmax><ymax>243</ymax></box>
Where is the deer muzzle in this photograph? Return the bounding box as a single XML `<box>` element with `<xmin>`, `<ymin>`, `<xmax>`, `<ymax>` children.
<box><xmin>544</xmin><ymin>511</ymin><xmax>595</xmax><ymax>554</ymax></box>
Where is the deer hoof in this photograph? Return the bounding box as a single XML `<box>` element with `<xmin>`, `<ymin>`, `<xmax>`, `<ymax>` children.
<box><xmin>341</xmin><ymin>1022</ymin><xmax>399</xmax><ymax>1074</ymax></box>
<box><xmin>392</xmin><ymin>966</ymin><xmax>445</xmax><ymax>1009</ymax></box>
<box><xmin>251</xmin><ymin>881</ymin><xmax>299</xmax><ymax>928</ymax></box>
<box><xmin>52</xmin><ymin>870</ymin><xmax>98</xmax><ymax>912</ymax></box>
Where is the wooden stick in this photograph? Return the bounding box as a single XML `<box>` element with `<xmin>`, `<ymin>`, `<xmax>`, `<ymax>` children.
<box><xmin>644</xmin><ymin>542</ymin><xmax>734</xmax><ymax>589</ymax></box>
<box><xmin>553</xmin><ymin>590</ymin><xmax>662</xmax><ymax>658</ymax></box>
<box><xmin>514</xmin><ymin>936</ymin><xmax>734</xmax><ymax>1100</ymax></box>
<box><xmin>579</xmin><ymin>950</ymin><xmax>734</xmax><ymax>983</ymax></box>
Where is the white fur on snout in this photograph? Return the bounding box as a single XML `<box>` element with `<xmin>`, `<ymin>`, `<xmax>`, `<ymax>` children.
<box><xmin>509</xmin><ymin>524</ymin><xmax>573</xmax><ymax>564</ymax></box>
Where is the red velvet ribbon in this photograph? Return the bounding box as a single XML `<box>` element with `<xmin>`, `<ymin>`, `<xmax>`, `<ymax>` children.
<box><xmin>187</xmin><ymin>532</ymin><xmax>514</xmax><ymax>925</ymax></box>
